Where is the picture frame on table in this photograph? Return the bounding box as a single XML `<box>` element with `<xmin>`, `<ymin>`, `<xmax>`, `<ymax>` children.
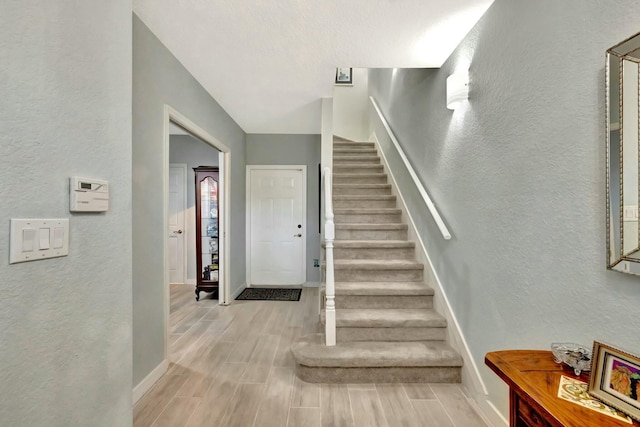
<box><xmin>335</xmin><ymin>67</ymin><xmax>353</xmax><ymax>85</ymax></box>
<box><xmin>589</xmin><ymin>341</ymin><xmax>640</xmax><ymax>422</ymax></box>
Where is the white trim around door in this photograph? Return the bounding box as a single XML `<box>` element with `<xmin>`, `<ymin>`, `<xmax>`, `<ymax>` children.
<box><xmin>246</xmin><ymin>165</ymin><xmax>307</xmax><ymax>287</ymax></box>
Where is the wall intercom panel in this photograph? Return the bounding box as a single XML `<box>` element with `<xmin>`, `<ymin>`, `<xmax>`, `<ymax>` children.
<box><xmin>70</xmin><ymin>176</ymin><xmax>109</xmax><ymax>212</ymax></box>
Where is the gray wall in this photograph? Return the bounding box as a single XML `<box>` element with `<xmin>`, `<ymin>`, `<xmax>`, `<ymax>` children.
<box><xmin>369</xmin><ymin>0</ymin><xmax>640</xmax><ymax>417</ymax></box>
<box><xmin>133</xmin><ymin>15</ymin><xmax>246</xmax><ymax>386</ymax></box>
<box><xmin>0</xmin><ymin>2</ymin><xmax>132</xmax><ymax>426</ymax></box>
<box><xmin>247</xmin><ymin>134</ymin><xmax>322</xmax><ymax>283</ymax></box>
<box><xmin>170</xmin><ymin>134</ymin><xmax>220</xmax><ymax>284</ymax></box>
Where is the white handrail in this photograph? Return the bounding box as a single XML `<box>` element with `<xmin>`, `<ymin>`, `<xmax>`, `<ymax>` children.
<box><xmin>369</xmin><ymin>97</ymin><xmax>452</xmax><ymax>240</ymax></box>
<box><xmin>322</xmin><ymin>166</ymin><xmax>336</xmax><ymax>346</ymax></box>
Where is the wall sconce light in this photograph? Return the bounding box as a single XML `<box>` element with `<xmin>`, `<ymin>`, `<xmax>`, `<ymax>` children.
<box><xmin>446</xmin><ymin>71</ymin><xmax>469</xmax><ymax>110</ymax></box>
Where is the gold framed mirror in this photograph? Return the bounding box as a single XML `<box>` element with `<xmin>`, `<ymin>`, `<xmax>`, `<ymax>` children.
<box><xmin>607</xmin><ymin>32</ymin><xmax>640</xmax><ymax>274</ymax></box>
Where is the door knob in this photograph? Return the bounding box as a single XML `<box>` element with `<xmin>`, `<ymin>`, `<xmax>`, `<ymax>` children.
<box><xmin>294</xmin><ymin>233</ymin><xmax>302</xmax><ymax>237</ymax></box>
<box><xmin>173</xmin><ymin>230</ymin><xmax>183</xmax><ymax>234</ymax></box>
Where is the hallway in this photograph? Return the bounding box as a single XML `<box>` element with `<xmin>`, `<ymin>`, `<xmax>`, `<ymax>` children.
<box><xmin>133</xmin><ymin>285</ymin><xmax>488</xmax><ymax>427</ymax></box>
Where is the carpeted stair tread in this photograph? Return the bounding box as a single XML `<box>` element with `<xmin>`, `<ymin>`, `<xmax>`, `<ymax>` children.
<box><xmin>334</xmin><ymin>164</ymin><xmax>383</xmax><ymax>170</ymax></box>
<box><xmin>291</xmin><ymin>334</ymin><xmax>463</xmax><ymax>368</ymax></box>
<box><xmin>333</xmin><ymin>186</ymin><xmax>393</xmax><ymax>196</ymax></box>
<box><xmin>334</xmin><ymin>173</ymin><xmax>386</xmax><ymax>178</ymax></box>
<box><xmin>333</xmin><ymin>145</ymin><xmax>376</xmax><ymax>150</ymax></box>
<box><xmin>333</xmin><ymin>138</ymin><xmax>373</xmax><ymax>144</ymax></box>
<box><xmin>322</xmin><ymin>308</ymin><xmax>446</xmax><ymax>328</ymax></box>
<box><xmin>328</xmin><ymin>259</ymin><xmax>424</xmax><ymax>270</ymax></box>
<box><xmin>334</xmin><ymin>156</ymin><xmax>381</xmax><ymax>161</ymax></box>
<box><xmin>327</xmin><ymin>240</ymin><xmax>414</xmax><ymax>249</ymax></box>
<box><xmin>335</xmin><ymin>223</ymin><xmax>407</xmax><ymax>230</ymax></box>
<box><xmin>333</xmin><ymin>195</ymin><xmax>396</xmax><ymax>201</ymax></box>
<box><xmin>334</xmin><ymin>208</ymin><xmax>402</xmax><ymax>215</ymax></box>
<box><xmin>333</xmin><ymin>149</ymin><xmax>378</xmax><ymax>155</ymax></box>
<box><xmin>333</xmin><ymin>198</ymin><xmax>397</xmax><ymax>209</ymax></box>
<box><xmin>334</xmin><ymin>166</ymin><xmax>384</xmax><ymax>174</ymax></box>
<box><xmin>333</xmin><ymin>145</ymin><xmax>376</xmax><ymax>149</ymax></box>
<box><xmin>332</xmin><ymin>282</ymin><xmax>434</xmax><ymax>296</ymax></box>
<box><xmin>333</xmin><ymin>184</ymin><xmax>391</xmax><ymax>189</ymax></box>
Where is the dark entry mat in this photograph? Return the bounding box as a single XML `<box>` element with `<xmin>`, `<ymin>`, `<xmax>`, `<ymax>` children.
<box><xmin>235</xmin><ymin>288</ymin><xmax>302</xmax><ymax>301</ymax></box>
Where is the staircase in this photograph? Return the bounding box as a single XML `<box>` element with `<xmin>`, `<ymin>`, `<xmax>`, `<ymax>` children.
<box><xmin>291</xmin><ymin>136</ymin><xmax>463</xmax><ymax>383</ymax></box>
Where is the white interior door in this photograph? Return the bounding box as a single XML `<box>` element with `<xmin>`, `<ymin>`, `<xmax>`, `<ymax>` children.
<box><xmin>168</xmin><ymin>164</ymin><xmax>187</xmax><ymax>284</ymax></box>
<box><xmin>249</xmin><ymin>167</ymin><xmax>306</xmax><ymax>285</ymax></box>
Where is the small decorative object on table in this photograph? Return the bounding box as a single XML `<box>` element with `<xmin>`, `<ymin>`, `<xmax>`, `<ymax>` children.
<box><xmin>551</xmin><ymin>342</ymin><xmax>592</xmax><ymax>375</ymax></box>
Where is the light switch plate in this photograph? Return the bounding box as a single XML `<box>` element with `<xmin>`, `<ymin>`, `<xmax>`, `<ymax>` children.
<box><xmin>10</xmin><ymin>219</ymin><xmax>69</xmax><ymax>264</ymax></box>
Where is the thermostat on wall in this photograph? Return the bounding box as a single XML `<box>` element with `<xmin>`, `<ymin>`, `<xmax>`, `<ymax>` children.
<box><xmin>70</xmin><ymin>176</ymin><xmax>109</xmax><ymax>212</ymax></box>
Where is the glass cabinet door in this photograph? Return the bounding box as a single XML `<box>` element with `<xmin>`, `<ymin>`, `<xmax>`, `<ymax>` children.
<box><xmin>194</xmin><ymin>166</ymin><xmax>219</xmax><ymax>300</ymax></box>
<box><xmin>200</xmin><ymin>176</ymin><xmax>219</xmax><ymax>283</ymax></box>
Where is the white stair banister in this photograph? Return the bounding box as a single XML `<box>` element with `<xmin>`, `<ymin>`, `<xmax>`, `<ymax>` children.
<box><xmin>322</xmin><ymin>166</ymin><xmax>336</xmax><ymax>346</ymax></box>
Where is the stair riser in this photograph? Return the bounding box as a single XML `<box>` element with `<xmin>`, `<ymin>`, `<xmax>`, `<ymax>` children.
<box><xmin>334</xmin><ymin>175</ymin><xmax>387</xmax><ymax>184</ymax></box>
<box><xmin>334</xmin><ymin>151</ymin><xmax>378</xmax><ymax>155</ymax></box>
<box><xmin>319</xmin><ymin>309</ymin><xmax>444</xmax><ymax>328</ymax></box>
<box><xmin>335</xmin><ymin>327</ymin><xmax>446</xmax><ymax>342</ymax></box>
<box><xmin>334</xmin><ymin>214</ymin><xmax>401</xmax><ymax>224</ymax></box>
<box><xmin>333</xmin><ymin>157</ymin><xmax>381</xmax><ymax>165</ymax></box>
<box><xmin>333</xmin><ymin>150</ymin><xmax>378</xmax><ymax>156</ymax></box>
<box><xmin>333</xmin><ymin>199</ymin><xmax>396</xmax><ymax>209</ymax></box>
<box><xmin>322</xmin><ymin>295</ymin><xmax>433</xmax><ymax>309</ymax></box>
<box><xmin>335</xmin><ymin>229</ymin><xmax>408</xmax><ymax>240</ymax></box>
<box><xmin>330</xmin><ymin>247</ymin><xmax>415</xmax><ymax>260</ymax></box>
<box><xmin>296</xmin><ymin>365</ymin><xmax>461</xmax><ymax>384</ymax></box>
<box><xmin>334</xmin><ymin>269</ymin><xmax>423</xmax><ymax>282</ymax></box>
<box><xmin>334</xmin><ymin>143</ymin><xmax>375</xmax><ymax>149</ymax></box>
<box><xmin>333</xmin><ymin>186</ymin><xmax>391</xmax><ymax>196</ymax></box>
<box><xmin>333</xmin><ymin>165</ymin><xmax>384</xmax><ymax>174</ymax></box>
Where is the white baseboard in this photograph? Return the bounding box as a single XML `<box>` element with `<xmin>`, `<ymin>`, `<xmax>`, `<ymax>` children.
<box><xmin>185</xmin><ymin>278</ymin><xmax>196</xmax><ymax>285</ymax></box>
<box><xmin>304</xmin><ymin>281</ymin><xmax>320</xmax><ymax>288</ymax></box>
<box><xmin>132</xmin><ymin>359</ymin><xmax>169</xmax><ymax>405</ymax></box>
<box><xmin>473</xmin><ymin>398</ymin><xmax>508</xmax><ymax>427</ymax></box>
<box><xmin>372</xmin><ymin>131</ymin><xmax>495</xmax><ymax>421</ymax></box>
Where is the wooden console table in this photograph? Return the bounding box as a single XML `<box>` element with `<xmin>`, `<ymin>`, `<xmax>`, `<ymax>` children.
<box><xmin>486</xmin><ymin>350</ymin><xmax>640</xmax><ymax>427</ymax></box>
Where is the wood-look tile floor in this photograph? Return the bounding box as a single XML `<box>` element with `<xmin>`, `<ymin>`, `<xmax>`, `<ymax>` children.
<box><xmin>133</xmin><ymin>285</ymin><xmax>489</xmax><ymax>427</ymax></box>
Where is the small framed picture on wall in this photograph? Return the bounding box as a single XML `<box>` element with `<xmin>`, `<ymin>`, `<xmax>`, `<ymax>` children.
<box><xmin>335</xmin><ymin>67</ymin><xmax>353</xmax><ymax>85</ymax></box>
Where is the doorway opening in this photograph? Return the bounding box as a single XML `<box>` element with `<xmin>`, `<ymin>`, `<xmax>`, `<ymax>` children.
<box><xmin>163</xmin><ymin>106</ymin><xmax>231</xmax><ymax>362</ymax></box>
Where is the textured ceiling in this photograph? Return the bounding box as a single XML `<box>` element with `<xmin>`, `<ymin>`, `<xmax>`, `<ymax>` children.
<box><xmin>133</xmin><ymin>0</ymin><xmax>493</xmax><ymax>134</ymax></box>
